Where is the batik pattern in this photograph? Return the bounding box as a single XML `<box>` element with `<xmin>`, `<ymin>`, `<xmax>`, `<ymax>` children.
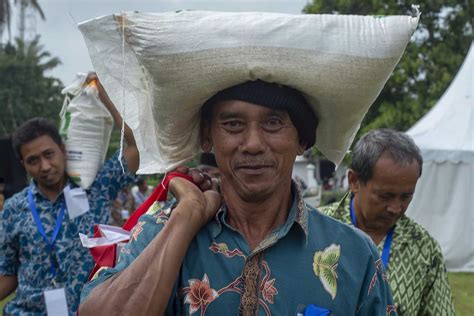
<box><xmin>0</xmin><ymin>152</ymin><xmax>135</xmax><ymax>315</ymax></box>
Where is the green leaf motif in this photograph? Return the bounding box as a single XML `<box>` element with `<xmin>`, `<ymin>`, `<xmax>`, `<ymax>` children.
<box><xmin>146</xmin><ymin>201</ymin><xmax>161</xmax><ymax>215</ymax></box>
<box><xmin>313</xmin><ymin>244</ymin><xmax>340</xmax><ymax>300</ymax></box>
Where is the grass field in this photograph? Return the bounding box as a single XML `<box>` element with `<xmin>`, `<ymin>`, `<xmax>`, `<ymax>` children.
<box><xmin>1</xmin><ymin>273</ymin><xmax>472</xmax><ymax>315</ymax></box>
<box><xmin>449</xmin><ymin>273</ymin><xmax>474</xmax><ymax>315</ymax></box>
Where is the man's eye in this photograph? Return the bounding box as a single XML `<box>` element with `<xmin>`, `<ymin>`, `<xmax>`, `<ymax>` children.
<box><xmin>263</xmin><ymin>118</ymin><xmax>284</xmax><ymax>131</ymax></box>
<box><xmin>378</xmin><ymin>194</ymin><xmax>391</xmax><ymax>200</ymax></box>
<box><xmin>44</xmin><ymin>151</ymin><xmax>54</xmax><ymax>158</ymax></box>
<box><xmin>268</xmin><ymin>118</ymin><xmax>282</xmax><ymax>125</ymax></box>
<box><xmin>222</xmin><ymin>120</ymin><xmax>244</xmax><ymax>131</ymax></box>
<box><xmin>27</xmin><ymin>158</ymin><xmax>39</xmax><ymax>165</ymax></box>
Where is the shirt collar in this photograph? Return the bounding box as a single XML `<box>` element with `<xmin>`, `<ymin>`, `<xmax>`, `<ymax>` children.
<box><xmin>334</xmin><ymin>191</ymin><xmax>352</xmax><ymax>222</ymax></box>
<box><xmin>211</xmin><ymin>181</ymin><xmax>309</xmax><ymax>241</ymax></box>
<box><xmin>29</xmin><ymin>177</ymin><xmax>75</xmax><ymax>200</ymax></box>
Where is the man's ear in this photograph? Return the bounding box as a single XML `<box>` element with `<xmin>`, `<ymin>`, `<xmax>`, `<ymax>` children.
<box><xmin>60</xmin><ymin>143</ymin><xmax>66</xmax><ymax>154</ymax></box>
<box><xmin>348</xmin><ymin>169</ymin><xmax>360</xmax><ymax>193</ymax></box>
<box><xmin>297</xmin><ymin>140</ymin><xmax>307</xmax><ymax>156</ymax></box>
<box><xmin>200</xmin><ymin>121</ymin><xmax>213</xmax><ymax>152</ymax></box>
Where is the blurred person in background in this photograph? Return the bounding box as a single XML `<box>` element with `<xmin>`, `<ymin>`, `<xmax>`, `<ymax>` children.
<box><xmin>131</xmin><ymin>177</ymin><xmax>152</xmax><ymax>207</ymax></box>
<box><xmin>0</xmin><ymin>73</ymin><xmax>139</xmax><ymax>315</ymax></box>
<box><xmin>111</xmin><ymin>186</ymin><xmax>135</xmax><ymax>226</ymax></box>
<box><xmin>319</xmin><ymin>129</ymin><xmax>455</xmax><ymax>315</ymax></box>
<box><xmin>0</xmin><ymin>177</ymin><xmax>5</xmax><ymax>211</ymax></box>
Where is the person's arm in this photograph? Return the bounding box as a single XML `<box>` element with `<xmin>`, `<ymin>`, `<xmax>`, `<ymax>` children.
<box><xmin>0</xmin><ymin>199</ymin><xmax>19</xmax><ymax>300</ymax></box>
<box><xmin>0</xmin><ymin>275</ymin><xmax>17</xmax><ymax>299</ymax></box>
<box><xmin>419</xmin><ymin>243</ymin><xmax>455</xmax><ymax>315</ymax></box>
<box><xmin>86</xmin><ymin>72</ymin><xmax>139</xmax><ymax>174</ymax></box>
<box><xmin>79</xmin><ymin>170</ymin><xmax>220</xmax><ymax>315</ymax></box>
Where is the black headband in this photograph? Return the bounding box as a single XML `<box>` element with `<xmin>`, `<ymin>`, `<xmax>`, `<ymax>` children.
<box><xmin>202</xmin><ymin>80</ymin><xmax>318</xmax><ymax>149</ymax></box>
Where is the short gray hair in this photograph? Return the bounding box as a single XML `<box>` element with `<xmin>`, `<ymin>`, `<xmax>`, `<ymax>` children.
<box><xmin>350</xmin><ymin>129</ymin><xmax>423</xmax><ymax>183</ymax></box>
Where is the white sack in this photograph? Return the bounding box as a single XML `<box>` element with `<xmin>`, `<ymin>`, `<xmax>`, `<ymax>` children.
<box><xmin>59</xmin><ymin>73</ymin><xmax>113</xmax><ymax>188</ymax></box>
<box><xmin>78</xmin><ymin>11</ymin><xmax>419</xmax><ymax>174</ymax></box>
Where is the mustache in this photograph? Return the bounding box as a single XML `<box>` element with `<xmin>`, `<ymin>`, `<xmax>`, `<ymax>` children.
<box><xmin>234</xmin><ymin>159</ymin><xmax>276</xmax><ymax>168</ymax></box>
<box><xmin>379</xmin><ymin>213</ymin><xmax>399</xmax><ymax>221</ymax></box>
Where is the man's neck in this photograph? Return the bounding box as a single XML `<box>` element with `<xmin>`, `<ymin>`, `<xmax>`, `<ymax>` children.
<box><xmin>359</xmin><ymin>227</ymin><xmax>387</xmax><ymax>246</ymax></box>
<box><xmin>37</xmin><ymin>177</ymin><xmax>66</xmax><ymax>202</ymax></box>
<box><xmin>223</xmin><ymin>184</ymin><xmax>293</xmax><ymax>251</ymax></box>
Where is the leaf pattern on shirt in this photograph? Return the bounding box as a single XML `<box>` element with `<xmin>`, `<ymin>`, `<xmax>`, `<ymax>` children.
<box><xmin>145</xmin><ymin>201</ymin><xmax>162</xmax><ymax>215</ymax></box>
<box><xmin>153</xmin><ymin>209</ymin><xmax>169</xmax><ymax>225</ymax></box>
<box><xmin>313</xmin><ymin>244</ymin><xmax>340</xmax><ymax>300</ymax></box>
<box><xmin>90</xmin><ymin>266</ymin><xmax>108</xmax><ymax>281</ymax></box>
<box><xmin>209</xmin><ymin>242</ymin><xmax>246</xmax><ymax>258</ymax></box>
<box><xmin>130</xmin><ymin>221</ymin><xmax>146</xmax><ymax>242</ymax></box>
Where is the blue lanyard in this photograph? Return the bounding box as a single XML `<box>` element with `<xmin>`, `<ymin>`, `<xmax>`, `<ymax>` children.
<box><xmin>28</xmin><ymin>188</ymin><xmax>65</xmax><ymax>278</ymax></box>
<box><xmin>349</xmin><ymin>196</ymin><xmax>394</xmax><ymax>268</ymax></box>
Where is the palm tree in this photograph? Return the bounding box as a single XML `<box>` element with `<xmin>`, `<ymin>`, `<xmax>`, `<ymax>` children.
<box><xmin>0</xmin><ymin>36</ymin><xmax>62</xmax><ymax>133</ymax></box>
<box><xmin>0</xmin><ymin>0</ymin><xmax>13</xmax><ymax>41</ymax></box>
<box><xmin>0</xmin><ymin>0</ymin><xmax>45</xmax><ymax>42</ymax></box>
<box><xmin>17</xmin><ymin>0</ymin><xmax>45</xmax><ymax>41</ymax></box>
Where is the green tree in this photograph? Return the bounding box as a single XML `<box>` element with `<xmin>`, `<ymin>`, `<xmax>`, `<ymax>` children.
<box><xmin>303</xmin><ymin>0</ymin><xmax>472</xmax><ymax>134</ymax></box>
<box><xmin>0</xmin><ymin>36</ymin><xmax>63</xmax><ymax>135</ymax></box>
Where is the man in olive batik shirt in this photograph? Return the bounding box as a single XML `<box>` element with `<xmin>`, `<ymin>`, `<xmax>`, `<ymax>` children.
<box><xmin>320</xmin><ymin>129</ymin><xmax>455</xmax><ymax>315</ymax></box>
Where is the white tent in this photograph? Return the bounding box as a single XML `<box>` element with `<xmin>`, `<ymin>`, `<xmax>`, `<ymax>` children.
<box><xmin>406</xmin><ymin>42</ymin><xmax>473</xmax><ymax>272</ymax></box>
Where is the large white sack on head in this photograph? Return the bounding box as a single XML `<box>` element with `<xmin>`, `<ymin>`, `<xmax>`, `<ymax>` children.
<box><xmin>59</xmin><ymin>73</ymin><xmax>113</xmax><ymax>188</ymax></box>
<box><xmin>78</xmin><ymin>10</ymin><xmax>419</xmax><ymax>174</ymax></box>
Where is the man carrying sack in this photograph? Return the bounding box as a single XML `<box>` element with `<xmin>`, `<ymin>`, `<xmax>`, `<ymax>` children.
<box><xmin>0</xmin><ymin>74</ymin><xmax>139</xmax><ymax>315</ymax></box>
<box><xmin>77</xmin><ymin>10</ymin><xmax>419</xmax><ymax>315</ymax></box>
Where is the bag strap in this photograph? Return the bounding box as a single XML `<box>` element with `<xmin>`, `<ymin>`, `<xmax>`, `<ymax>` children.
<box><xmin>122</xmin><ymin>172</ymin><xmax>194</xmax><ymax>231</ymax></box>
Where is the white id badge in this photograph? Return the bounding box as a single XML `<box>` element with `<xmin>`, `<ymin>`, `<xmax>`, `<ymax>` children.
<box><xmin>44</xmin><ymin>288</ymin><xmax>69</xmax><ymax>316</ymax></box>
<box><xmin>64</xmin><ymin>185</ymin><xmax>90</xmax><ymax>219</ymax></box>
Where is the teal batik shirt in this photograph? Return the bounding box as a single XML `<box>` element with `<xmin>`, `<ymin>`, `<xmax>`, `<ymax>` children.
<box><xmin>82</xmin><ymin>185</ymin><xmax>396</xmax><ymax>315</ymax></box>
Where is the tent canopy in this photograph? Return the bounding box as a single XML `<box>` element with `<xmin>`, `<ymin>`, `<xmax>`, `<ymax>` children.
<box><xmin>407</xmin><ymin>42</ymin><xmax>473</xmax><ymax>272</ymax></box>
<box><xmin>407</xmin><ymin>42</ymin><xmax>473</xmax><ymax>163</ymax></box>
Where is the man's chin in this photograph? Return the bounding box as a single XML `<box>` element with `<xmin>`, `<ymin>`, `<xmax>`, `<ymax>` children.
<box><xmin>238</xmin><ymin>184</ymin><xmax>274</xmax><ymax>203</ymax></box>
<box><xmin>38</xmin><ymin>176</ymin><xmax>62</xmax><ymax>188</ymax></box>
<box><xmin>378</xmin><ymin>218</ymin><xmax>398</xmax><ymax>231</ymax></box>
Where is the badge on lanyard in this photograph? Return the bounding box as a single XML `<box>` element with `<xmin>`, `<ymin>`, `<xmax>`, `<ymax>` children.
<box><xmin>63</xmin><ymin>185</ymin><xmax>90</xmax><ymax>219</ymax></box>
<box><xmin>44</xmin><ymin>288</ymin><xmax>69</xmax><ymax>316</ymax></box>
<box><xmin>28</xmin><ymin>188</ymin><xmax>69</xmax><ymax>314</ymax></box>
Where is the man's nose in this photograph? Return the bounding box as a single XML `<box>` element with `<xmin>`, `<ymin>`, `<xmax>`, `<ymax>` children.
<box><xmin>40</xmin><ymin>158</ymin><xmax>52</xmax><ymax>171</ymax></box>
<box><xmin>387</xmin><ymin>199</ymin><xmax>403</xmax><ymax>215</ymax></box>
<box><xmin>241</xmin><ymin>125</ymin><xmax>266</xmax><ymax>154</ymax></box>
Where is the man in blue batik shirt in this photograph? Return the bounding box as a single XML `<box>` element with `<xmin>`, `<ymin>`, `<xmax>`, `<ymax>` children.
<box><xmin>0</xmin><ymin>74</ymin><xmax>139</xmax><ymax>315</ymax></box>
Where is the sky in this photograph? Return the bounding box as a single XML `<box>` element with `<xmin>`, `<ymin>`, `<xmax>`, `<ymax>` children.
<box><xmin>5</xmin><ymin>0</ymin><xmax>310</xmax><ymax>84</ymax></box>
